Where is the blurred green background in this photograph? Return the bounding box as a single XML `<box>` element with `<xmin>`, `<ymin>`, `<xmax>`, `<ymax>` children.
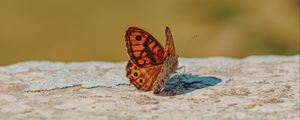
<box><xmin>0</xmin><ymin>0</ymin><xmax>299</xmax><ymax>66</ymax></box>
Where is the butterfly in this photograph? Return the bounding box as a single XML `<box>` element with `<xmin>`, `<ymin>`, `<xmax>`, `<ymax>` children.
<box><xmin>125</xmin><ymin>26</ymin><xmax>178</xmax><ymax>94</ymax></box>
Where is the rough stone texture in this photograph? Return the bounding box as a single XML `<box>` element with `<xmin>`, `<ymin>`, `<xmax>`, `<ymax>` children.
<box><xmin>0</xmin><ymin>55</ymin><xmax>299</xmax><ymax>120</ymax></box>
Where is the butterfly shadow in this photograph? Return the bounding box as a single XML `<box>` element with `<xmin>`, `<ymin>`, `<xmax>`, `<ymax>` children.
<box><xmin>157</xmin><ymin>74</ymin><xmax>222</xmax><ymax>96</ymax></box>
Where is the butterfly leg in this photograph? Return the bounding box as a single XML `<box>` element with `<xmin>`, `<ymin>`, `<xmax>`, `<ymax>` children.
<box><xmin>175</xmin><ymin>66</ymin><xmax>186</xmax><ymax>74</ymax></box>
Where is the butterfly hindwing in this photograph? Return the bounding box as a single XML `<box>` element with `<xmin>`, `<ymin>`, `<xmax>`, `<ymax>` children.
<box><xmin>126</xmin><ymin>60</ymin><xmax>162</xmax><ymax>91</ymax></box>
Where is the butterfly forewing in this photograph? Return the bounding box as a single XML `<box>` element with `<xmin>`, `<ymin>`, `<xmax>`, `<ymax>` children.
<box><xmin>125</xmin><ymin>27</ymin><xmax>164</xmax><ymax>68</ymax></box>
<box><xmin>152</xmin><ymin>27</ymin><xmax>179</xmax><ymax>94</ymax></box>
<box><xmin>163</xmin><ymin>26</ymin><xmax>177</xmax><ymax>58</ymax></box>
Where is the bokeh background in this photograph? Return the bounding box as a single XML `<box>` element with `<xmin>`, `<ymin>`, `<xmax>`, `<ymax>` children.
<box><xmin>0</xmin><ymin>0</ymin><xmax>299</xmax><ymax>66</ymax></box>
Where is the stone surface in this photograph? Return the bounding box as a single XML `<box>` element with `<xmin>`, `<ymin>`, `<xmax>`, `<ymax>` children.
<box><xmin>0</xmin><ymin>55</ymin><xmax>299</xmax><ymax>120</ymax></box>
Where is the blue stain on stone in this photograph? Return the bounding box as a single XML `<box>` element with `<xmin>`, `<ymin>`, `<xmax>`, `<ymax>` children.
<box><xmin>158</xmin><ymin>74</ymin><xmax>222</xmax><ymax>96</ymax></box>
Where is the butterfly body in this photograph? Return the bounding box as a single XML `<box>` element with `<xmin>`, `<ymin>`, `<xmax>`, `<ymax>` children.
<box><xmin>125</xmin><ymin>27</ymin><xmax>178</xmax><ymax>94</ymax></box>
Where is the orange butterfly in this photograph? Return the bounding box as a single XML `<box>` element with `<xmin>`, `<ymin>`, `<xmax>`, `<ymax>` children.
<box><xmin>125</xmin><ymin>26</ymin><xmax>178</xmax><ymax>94</ymax></box>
